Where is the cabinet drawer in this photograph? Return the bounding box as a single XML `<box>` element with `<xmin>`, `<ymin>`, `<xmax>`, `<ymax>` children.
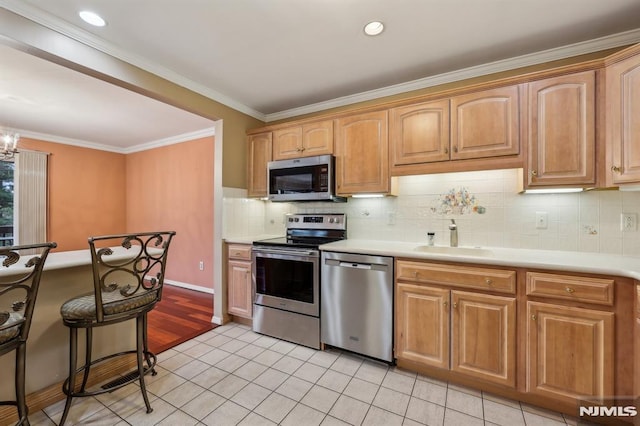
<box><xmin>396</xmin><ymin>261</ymin><xmax>515</xmax><ymax>294</ymax></box>
<box><xmin>526</xmin><ymin>272</ymin><xmax>614</xmax><ymax>306</ymax></box>
<box><xmin>228</xmin><ymin>244</ymin><xmax>252</xmax><ymax>260</ymax></box>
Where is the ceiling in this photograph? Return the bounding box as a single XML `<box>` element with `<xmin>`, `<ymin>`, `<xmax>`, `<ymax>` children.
<box><xmin>1</xmin><ymin>0</ymin><xmax>640</xmax><ymax>151</ymax></box>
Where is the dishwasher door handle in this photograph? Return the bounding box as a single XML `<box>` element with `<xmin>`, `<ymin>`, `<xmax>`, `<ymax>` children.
<box><xmin>338</xmin><ymin>261</ymin><xmax>372</xmax><ymax>270</ymax></box>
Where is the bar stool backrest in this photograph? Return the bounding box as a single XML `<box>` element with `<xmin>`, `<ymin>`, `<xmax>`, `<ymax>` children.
<box><xmin>88</xmin><ymin>231</ymin><xmax>176</xmax><ymax>323</ymax></box>
<box><xmin>0</xmin><ymin>242</ymin><xmax>57</xmax><ymax>349</ymax></box>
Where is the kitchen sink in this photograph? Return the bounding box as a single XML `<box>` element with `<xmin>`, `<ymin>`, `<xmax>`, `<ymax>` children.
<box><xmin>413</xmin><ymin>245</ymin><xmax>494</xmax><ymax>257</ymax></box>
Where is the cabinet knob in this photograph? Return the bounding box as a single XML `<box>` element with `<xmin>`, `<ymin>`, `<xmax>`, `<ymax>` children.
<box><xmin>453</xmin><ymin>146</ymin><xmax>458</xmax><ymax>153</ymax></box>
<box><xmin>611</xmin><ymin>165</ymin><xmax>622</xmax><ymax>173</ymax></box>
<box><xmin>413</xmin><ymin>271</ymin><xmax>420</xmax><ymax>278</ymax></box>
<box><xmin>565</xmin><ymin>286</ymin><xmax>575</xmax><ymax>294</ymax></box>
<box><xmin>485</xmin><ymin>278</ymin><xmax>493</xmax><ymax>285</ymax></box>
<box><xmin>531</xmin><ymin>170</ymin><xmax>538</xmax><ymax>177</ymax></box>
<box><xmin>453</xmin><ymin>302</ymin><xmax>458</xmax><ymax>308</ymax></box>
<box><xmin>444</xmin><ymin>147</ymin><xmax>449</xmax><ymax>154</ymax></box>
<box><xmin>531</xmin><ymin>315</ymin><xmax>537</xmax><ymax>321</ymax></box>
<box><xmin>443</xmin><ymin>301</ymin><xmax>448</xmax><ymax>307</ymax></box>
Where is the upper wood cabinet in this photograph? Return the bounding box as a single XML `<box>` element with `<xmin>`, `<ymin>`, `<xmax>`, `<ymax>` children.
<box><xmin>390</xmin><ymin>99</ymin><xmax>450</xmax><ymax>166</ymax></box>
<box><xmin>526</xmin><ymin>71</ymin><xmax>596</xmax><ymax>187</ymax></box>
<box><xmin>606</xmin><ymin>51</ymin><xmax>640</xmax><ymax>185</ymax></box>
<box><xmin>450</xmin><ymin>85</ymin><xmax>520</xmax><ymax>160</ymax></box>
<box><xmin>335</xmin><ymin>110</ymin><xmax>390</xmax><ymax>195</ymax></box>
<box><xmin>272</xmin><ymin>120</ymin><xmax>334</xmax><ymax>160</ymax></box>
<box><xmin>247</xmin><ymin>131</ymin><xmax>272</xmax><ymax>197</ymax></box>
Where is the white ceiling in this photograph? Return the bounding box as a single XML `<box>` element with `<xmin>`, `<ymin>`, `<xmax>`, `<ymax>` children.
<box><xmin>1</xmin><ymin>0</ymin><xmax>640</xmax><ymax>151</ymax></box>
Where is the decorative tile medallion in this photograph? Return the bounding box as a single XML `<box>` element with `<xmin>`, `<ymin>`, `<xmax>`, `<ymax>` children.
<box><xmin>431</xmin><ymin>187</ymin><xmax>485</xmax><ymax>215</ymax></box>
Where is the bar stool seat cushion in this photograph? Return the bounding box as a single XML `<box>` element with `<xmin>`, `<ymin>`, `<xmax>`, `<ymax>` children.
<box><xmin>0</xmin><ymin>312</ymin><xmax>22</xmax><ymax>344</ymax></box>
<box><xmin>60</xmin><ymin>289</ymin><xmax>158</xmax><ymax>322</ymax></box>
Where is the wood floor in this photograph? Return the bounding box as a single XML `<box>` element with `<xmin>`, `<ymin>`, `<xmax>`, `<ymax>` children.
<box><xmin>147</xmin><ymin>285</ymin><xmax>216</xmax><ymax>354</ymax></box>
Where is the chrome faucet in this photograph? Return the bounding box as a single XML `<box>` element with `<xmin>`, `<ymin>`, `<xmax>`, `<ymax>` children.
<box><xmin>449</xmin><ymin>219</ymin><xmax>458</xmax><ymax>247</ymax></box>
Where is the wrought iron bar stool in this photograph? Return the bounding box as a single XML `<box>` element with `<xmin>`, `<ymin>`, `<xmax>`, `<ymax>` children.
<box><xmin>59</xmin><ymin>231</ymin><xmax>175</xmax><ymax>425</ymax></box>
<box><xmin>0</xmin><ymin>242</ymin><xmax>57</xmax><ymax>426</ymax></box>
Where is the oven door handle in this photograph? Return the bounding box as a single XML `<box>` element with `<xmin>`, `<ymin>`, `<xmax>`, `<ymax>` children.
<box><xmin>254</xmin><ymin>247</ymin><xmax>319</xmax><ymax>257</ymax></box>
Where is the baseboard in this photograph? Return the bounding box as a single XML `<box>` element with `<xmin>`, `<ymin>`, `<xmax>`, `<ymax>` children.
<box><xmin>0</xmin><ymin>355</ymin><xmax>137</xmax><ymax>424</ymax></box>
<box><xmin>164</xmin><ymin>279</ymin><xmax>215</xmax><ymax>294</ymax></box>
<box><xmin>211</xmin><ymin>315</ymin><xmax>225</xmax><ymax>325</ymax></box>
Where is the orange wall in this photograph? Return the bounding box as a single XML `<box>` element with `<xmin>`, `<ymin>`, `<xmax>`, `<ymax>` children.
<box><xmin>125</xmin><ymin>137</ymin><xmax>215</xmax><ymax>290</ymax></box>
<box><xmin>20</xmin><ymin>138</ymin><xmax>127</xmax><ymax>251</ymax></box>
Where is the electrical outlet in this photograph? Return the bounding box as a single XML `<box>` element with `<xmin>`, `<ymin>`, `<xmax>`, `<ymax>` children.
<box><xmin>535</xmin><ymin>211</ymin><xmax>548</xmax><ymax>229</ymax></box>
<box><xmin>199</xmin><ymin>261</ymin><xmax>204</xmax><ymax>271</ymax></box>
<box><xmin>620</xmin><ymin>213</ymin><xmax>637</xmax><ymax>231</ymax></box>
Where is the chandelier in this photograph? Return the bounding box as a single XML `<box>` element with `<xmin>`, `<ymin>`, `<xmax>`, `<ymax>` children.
<box><xmin>1</xmin><ymin>131</ymin><xmax>19</xmax><ymax>161</ymax></box>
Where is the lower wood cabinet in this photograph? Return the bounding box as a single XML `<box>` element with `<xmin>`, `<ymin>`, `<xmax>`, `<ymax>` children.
<box><xmin>395</xmin><ymin>261</ymin><xmax>517</xmax><ymax>388</ymax></box>
<box><xmin>227</xmin><ymin>243</ymin><xmax>253</xmax><ymax>319</ymax></box>
<box><xmin>526</xmin><ymin>301</ymin><xmax>614</xmax><ymax>404</ymax></box>
<box><xmin>451</xmin><ymin>291</ymin><xmax>516</xmax><ymax>387</ymax></box>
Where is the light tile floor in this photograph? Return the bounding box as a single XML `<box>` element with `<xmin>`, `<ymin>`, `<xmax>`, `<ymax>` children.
<box><xmin>30</xmin><ymin>322</ymin><xmax>590</xmax><ymax>425</ymax></box>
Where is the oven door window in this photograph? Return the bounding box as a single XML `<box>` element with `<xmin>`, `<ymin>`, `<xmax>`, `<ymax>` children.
<box><xmin>255</xmin><ymin>256</ymin><xmax>314</xmax><ymax>304</ymax></box>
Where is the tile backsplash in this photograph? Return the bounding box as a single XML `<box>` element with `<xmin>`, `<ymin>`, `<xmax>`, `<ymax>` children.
<box><xmin>223</xmin><ymin>169</ymin><xmax>640</xmax><ymax>256</ymax></box>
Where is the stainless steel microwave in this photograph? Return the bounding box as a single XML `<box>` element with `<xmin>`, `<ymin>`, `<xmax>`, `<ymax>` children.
<box><xmin>267</xmin><ymin>154</ymin><xmax>346</xmax><ymax>202</ymax></box>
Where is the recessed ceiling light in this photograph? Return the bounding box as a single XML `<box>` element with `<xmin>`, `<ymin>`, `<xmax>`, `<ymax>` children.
<box><xmin>79</xmin><ymin>10</ymin><xmax>107</xmax><ymax>27</ymax></box>
<box><xmin>363</xmin><ymin>21</ymin><xmax>384</xmax><ymax>36</ymax></box>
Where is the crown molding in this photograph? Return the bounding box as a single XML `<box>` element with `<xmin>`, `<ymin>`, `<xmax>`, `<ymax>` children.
<box><xmin>265</xmin><ymin>28</ymin><xmax>640</xmax><ymax>122</ymax></box>
<box><xmin>122</xmin><ymin>128</ymin><xmax>216</xmax><ymax>154</ymax></box>
<box><xmin>17</xmin><ymin>127</ymin><xmax>215</xmax><ymax>154</ymax></box>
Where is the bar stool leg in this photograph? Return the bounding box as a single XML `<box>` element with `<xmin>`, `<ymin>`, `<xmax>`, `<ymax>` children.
<box><xmin>142</xmin><ymin>313</ymin><xmax>156</xmax><ymax>376</ymax></box>
<box><xmin>15</xmin><ymin>342</ymin><xmax>29</xmax><ymax>426</ymax></box>
<box><xmin>60</xmin><ymin>327</ymin><xmax>78</xmax><ymax>426</ymax></box>
<box><xmin>79</xmin><ymin>328</ymin><xmax>93</xmax><ymax>392</ymax></box>
<box><xmin>136</xmin><ymin>316</ymin><xmax>153</xmax><ymax>414</ymax></box>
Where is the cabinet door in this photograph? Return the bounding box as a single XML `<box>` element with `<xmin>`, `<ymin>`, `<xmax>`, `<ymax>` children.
<box><xmin>335</xmin><ymin>110</ymin><xmax>389</xmax><ymax>195</ymax></box>
<box><xmin>390</xmin><ymin>99</ymin><xmax>450</xmax><ymax>165</ymax></box>
<box><xmin>527</xmin><ymin>71</ymin><xmax>596</xmax><ymax>186</ymax></box>
<box><xmin>607</xmin><ymin>54</ymin><xmax>640</xmax><ymax>184</ymax></box>
<box><xmin>273</xmin><ymin>127</ymin><xmax>302</xmax><ymax>160</ymax></box>
<box><xmin>396</xmin><ymin>282</ymin><xmax>449</xmax><ymax>369</ymax></box>
<box><xmin>450</xmin><ymin>86</ymin><xmax>520</xmax><ymax>160</ymax></box>
<box><xmin>247</xmin><ymin>132</ymin><xmax>272</xmax><ymax>197</ymax></box>
<box><xmin>228</xmin><ymin>260</ymin><xmax>253</xmax><ymax>318</ymax></box>
<box><xmin>527</xmin><ymin>301</ymin><xmax>613</xmax><ymax>404</ymax></box>
<box><xmin>451</xmin><ymin>291</ymin><xmax>516</xmax><ymax>387</ymax></box>
<box><xmin>302</xmin><ymin>120</ymin><xmax>334</xmax><ymax>157</ymax></box>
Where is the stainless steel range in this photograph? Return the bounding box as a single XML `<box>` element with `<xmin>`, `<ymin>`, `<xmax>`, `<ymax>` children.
<box><xmin>252</xmin><ymin>213</ymin><xmax>346</xmax><ymax>349</ymax></box>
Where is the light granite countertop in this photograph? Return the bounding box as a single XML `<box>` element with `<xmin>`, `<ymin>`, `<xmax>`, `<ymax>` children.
<box><xmin>319</xmin><ymin>239</ymin><xmax>640</xmax><ymax>281</ymax></box>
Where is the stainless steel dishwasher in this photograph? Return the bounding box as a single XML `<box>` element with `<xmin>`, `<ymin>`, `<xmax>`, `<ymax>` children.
<box><xmin>321</xmin><ymin>251</ymin><xmax>394</xmax><ymax>362</ymax></box>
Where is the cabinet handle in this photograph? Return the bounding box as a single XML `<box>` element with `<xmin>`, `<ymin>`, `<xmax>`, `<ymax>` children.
<box><xmin>611</xmin><ymin>165</ymin><xmax>622</xmax><ymax>173</ymax></box>
<box><xmin>531</xmin><ymin>170</ymin><xmax>538</xmax><ymax>177</ymax></box>
<box><xmin>531</xmin><ymin>315</ymin><xmax>537</xmax><ymax>321</ymax></box>
<box><xmin>485</xmin><ymin>278</ymin><xmax>493</xmax><ymax>285</ymax></box>
<box><xmin>565</xmin><ymin>286</ymin><xmax>575</xmax><ymax>294</ymax></box>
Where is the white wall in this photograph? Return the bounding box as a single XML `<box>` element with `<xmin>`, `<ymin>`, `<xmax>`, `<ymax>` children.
<box><xmin>223</xmin><ymin>169</ymin><xmax>640</xmax><ymax>256</ymax></box>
